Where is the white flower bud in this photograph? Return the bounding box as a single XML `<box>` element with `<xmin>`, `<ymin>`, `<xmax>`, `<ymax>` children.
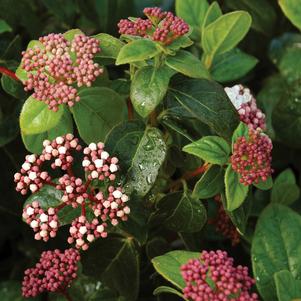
<box><xmin>79</xmin><ymin>226</ymin><xmax>87</xmax><ymax>235</ymax></box>
<box><xmin>66</xmin><ymin>185</ymin><xmax>74</xmax><ymax>194</ymax></box>
<box><xmin>110</xmin><ymin>164</ymin><xmax>118</xmax><ymax>173</ymax></box>
<box><xmin>26</xmin><ymin>207</ymin><xmax>35</xmax><ymax>216</ymax></box>
<box><xmin>112</xmin><ymin>190</ymin><xmax>122</xmax><ymax>199</ymax></box>
<box><xmin>94</xmin><ymin>159</ymin><xmax>103</xmax><ymax>168</ymax></box>
<box><xmin>101</xmin><ymin>151</ymin><xmax>109</xmax><ymax>160</ymax></box>
<box><xmin>49</xmin><ymin>220</ymin><xmax>58</xmax><ymax>229</ymax></box>
<box><xmin>40</xmin><ymin>213</ymin><xmax>48</xmax><ymax>222</ymax></box>
<box><xmin>111</xmin><ymin>202</ymin><xmax>118</xmax><ymax>209</ymax></box>
<box><xmin>58</xmin><ymin>146</ymin><xmax>67</xmax><ymax>154</ymax></box>
<box><xmin>88</xmin><ymin>143</ymin><xmax>97</xmax><ymax>151</ymax></box>
<box><xmin>82</xmin><ymin>159</ymin><xmax>91</xmax><ymax>167</ymax></box>
<box><xmin>28</xmin><ymin>171</ymin><xmax>37</xmax><ymax>180</ymax></box>
<box><xmin>22</xmin><ymin>162</ymin><xmax>31</xmax><ymax>171</ymax></box>
<box><xmin>121</xmin><ymin>194</ymin><xmax>129</xmax><ymax>203</ymax></box>
<box><xmin>56</xmin><ymin>136</ymin><xmax>64</xmax><ymax>144</ymax></box>
<box><xmin>96</xmin><ymin>225</ymin><xmax>104</xmax><ymax>233</ymax></box>
<box><xmin>87</xmin><ymin>234</ymin><xmax>95</xmax><ymax>242</ymax></box>
<box><xmin>30</xmin><ymin>220</ymin><xmax>39</xmax><ymax>228</ymax></box>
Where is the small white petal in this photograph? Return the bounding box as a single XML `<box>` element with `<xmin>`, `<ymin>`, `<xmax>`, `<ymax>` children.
<box><xmin>121</xmin><ymin>194</ymin><xmax>129</xmax><ymax>203</ymax></box>
<box><xmin>94</xmin><ymin>159</ymin><xmax>103</xmax><ymax>168</ymax></box>
<box><xmin>82</xmin><ymin>159</ymin><xmax>91</xmax><ymax>167</ymax></box>
<box><xmin>40</xmin><ymin>213</ymin><xmax>48</xmax><ymax>223</ymax></box>
<box><xmin>112</xmin><ymin>190</ymin><xmax>122</xmax><ymax>199</ymax></box>
<box><xmin>111</xmin><ymin>202</ymin><xmax>118</xmax><ymax>209</ymax></box>
<box><xmin>56</xmin><ymin>136</ymin><xmax>64</xmax><ymax>144</ymax></box>
<box><xmin>109</xmin><ymin>164</ymin><xmax>118</xmax><ymax>173</ymax></box>
<box><xmin>49</xmin><ymin>220</ymin><xmax>58</xmax><ymax>229</ymax></box>
<box><xmin>30</xmin><ymin>220</ymin><xmax>39</xmax><ymax>228</ymax></box>
<box><xmin>26</xmin><ymin>207</ymin><xmax>35</xmax><ymax>216</ymax></box>
<box><xmin>101</xmin><ymin>151</ymin><xmax>109</xmax><ymax>160</ymax></box>
<box><xmin>88</xmin><ymin>143</ymin><xmax>97</xmax><ymax>151</ymax></box>
<box><xmin>79</xmin><ymin>226</ymin><xmax>87</xmax><ymax>235</ymax></box>
<box><xmin>96</xmin><ymin>225</ymin><xmax>104</xmax><ymax>233</ymax></box>
<box><xmin>58</xmin><ymin>146</ymin><xmax>67</xmax><ymax>154</ymax></box>
<box><xmin>22</xmin><ymin>162</ymin><xmax>31</xmax><ymax>171</ymax></box>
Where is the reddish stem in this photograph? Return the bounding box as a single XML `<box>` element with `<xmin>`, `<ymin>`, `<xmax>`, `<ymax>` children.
<box><xmin>127</xmin><ymin>97</ymin><xmax>133</xmax><ymax>120</ymax></box>
<box><xmin>84</xmin><ymin>179</ymin><xmax>91</xmax><ymax>191</ymax></box>
<box><xmin>57</xmin><ymin>203</ymin><xmax>67</xmax><ymax>210</ymax></box>
<box><xmin>0</xmin><ymin>66</ymin><xmax>19</xmax><ymax>81</ymax></box>
<box><xmin>45</xmin><ymin>181</ymin><xmax>57</xmax><ymax>187</ymax></box>
<box><xmin>67</xmin><ymin>166</ymin><xmax>74</xmax><ymax>177</ymax></box>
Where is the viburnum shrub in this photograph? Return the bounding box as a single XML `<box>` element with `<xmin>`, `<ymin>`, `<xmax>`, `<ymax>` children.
<box><xmin>1</xmin><ymin>0</ymin><xmax>301</xmax><ymax>300</ymax></box>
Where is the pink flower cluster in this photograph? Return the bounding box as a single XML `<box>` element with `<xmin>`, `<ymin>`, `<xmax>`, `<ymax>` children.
<box><xmin>21</xmin><ymin>32</ymin><xmax>102</xmax><ymax>111</ymax></box>
<box><xmin>22</xmin><ymin>201</ymin><xmax>59</xmax><ymax>242</ymax></box>
<box><xmin>225</xmin><ymin>85</ymin><xmax>266</xmax><ymax>131</ymax></box>
<box><xmin>22</xmin><ymin>248</ymin><xmax>80</xmax><ymax>298</ymax></box>
<box><xmin>181</xmin><ymin>250</ymin><xmax>258</xmax><ymax>301</ymax></box>
<box><xmin>214</xmin><ymin>196</ymin><xmax>240</xmax><ymax>246</ymax></box>
<box><xmin>118</xmin><ymin>7</ymin><xmax>189</xmax><ymax>45</ymax></box>
<box><xmin>231</xmin><ymin>129</ymin><xmax>273</xmax><ymax>185</ymax></box>
<box><xmin>15</xmin><ymin>134</ymin><xmax>130</xmax><ymax>250</ymax></box>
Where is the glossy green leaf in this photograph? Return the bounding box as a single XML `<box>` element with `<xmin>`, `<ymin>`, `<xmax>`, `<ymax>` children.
<box><xmin>202</xmin><ymin>11</ymin><xmax>252</xmax><ymax>57</ymax></box>
<box><xmin>254</xmin><ymin>177</ymin><xmax>273</xmax><ymax>191</ymax></box>
<box><xmin>183</xmin><ymin>136</ymin><xmax>230</xmax><ymax>165</ymax></box>
<box><xmin>153</xmin><ymin>286</ymin><xmax>186</xmax><ymax>300</ymax></box>
<box><xmin>130</xmin><ymin>66</ymin><xmax>171</xmax><ymax>118</ymax></box>
<box><xmin>176</xmin><ymin>0</ymin><xmax>209</xmax><ymax>40</ymax></box>
<box><xmin>116</xmin><ymin>39</ymin><xmax>160</xmax><ymax>65</ymax></box>
<box><xmin>82</xmin><ymin>235</ymin><xmax>139</xmax><ymax>301</ymax></box>
<box><xmin>193</xmin><ymin>165</ymin><xmax>224</xmax><ymax>199</ymax></box>
<box><xmin>231</xmin><ymin>122</ymin><xmax>249</xmax><ymax>149</ymax></box>
<box><xmin>225</xmin><ymin>0</ymin><xmax>276</xmax><ymax>34</ymax></box>
<box><xmin>166</xmin><ymin>50</ymin><xmax>210</xmax><ymax>79</ymax></box>
<box><xmin>20</xmin><ymin>96</ymin><xmax>64</xmax><ymax>135</ymax></box>
<box><xmin>0</xmin><ymin>19</ymin><xmax>12</xmax><ymax>34</ymax></box>
<box><xmin>211</xmin><ymin>48</ymin><xmax>258</xmax><ymax>83</ymax></box>
<box><xmin>21</xmin><ymin>107</ymin><xmax>73</xmax><ymax>153</ymax></box>
<box><xmin>155</xmin><ymin>190</ymin><xmax>207</xmax><ymax>233</ymax></box>
<box><xmin>165</xmin><ymin>35</ymin><xmax>194</xmax><ymax>52</ymax></box>
<box><xmin>252</xmin><ymin>204</ymin><xmax>301</xmax><ymax>301</ymax></box>
<box><xmin>271</xmin><ymin>169</ymin><xmax>300</xmax><ymax>205</ymax></box>
<box><xmin>63</xmin><ymin>28</ymin><xmax>84</xmax><ymax>41</ymax></box>
<box><xmin>274</xmin><ymin>270</ymin><xmax>301</xmax><ymax>301</ymax></box>
<box><xmin>167</xmin><ymin>78</ymin><xmax>239</xmax><ymax>141</ymax></box>
<box><xmin>279</xmin><ymin>0</ymin><xmax>301</xmax><ymax>31</ymax></box>
<box><xmin>57</xmin><ymin>206</ymin><xmax>81</xmax><ymax>226</ymax></box>
<box><xmin>93</xmin><ymin>33</ymin><xmax>124</xmax><ymax>59</ymax></box>
<box><xmin>152</xmin><ymin>250</ymin><xmax>200</xmax><ymax>289</ymax></box>
<box><xmin>225</xmin><ymin>165</ymin><xmax>249</xmax><ymax>211</ymax></box>
<box><xmin>24</xmin><ymin>184</ymin><xmax>63</xmax><ymax>209</ymax></box>
<box><xmin>105</xmin><ymin>121</ymin><xmax>167</xmax><ymax>197</ymax></box>
<box><xmin>202</xmin><ymin>2</ymin><xmax>222</xmax><ymax>29</ymax></box>
<box><xmin>71</xmin><ymin>87</ymin><xmax>126</xmax><ymax>144</ymax></box>
<box><xmin>1</xmin><ymin>74</ymin><xmax>26</xmax><ymax>99</ymax></box>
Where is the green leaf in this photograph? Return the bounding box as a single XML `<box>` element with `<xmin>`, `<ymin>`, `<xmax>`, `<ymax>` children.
<box><xmin>130</xmin><ymin>66</ymin><xmax>171</xmax><ymax>118</ymax></box>
<box><xmin>165</xmin><ymin>50</ymin><xmax>210</xmax><ymax>79</ymax></box>
<box><xmin>152</xmin><ymin>250</ymin><xmax>200</xmax><ymax>289</ymax></box>
<box><xmin>183</xmin><ymin>136</ymin><xmax>230</xmax><ymax>165</ymax></box>
<box><xmin>57</xmin><ymin>205</ymin><xmax>81</xmax><ymax>226</ymax></box>
<box><xmin>252</xmin><ymin>204</ymin><xmax>301</xmax><ymax>301</ymax></box>
<box><xmin>0</xmin><ymin>281</ymin><xmax>38</xmax><ymax>301</ymax></box>
<box><xmin>225</xmin><ymin>165</ymin><xmax>249</xmax><ymax>211</ymax></box>
<box><xmin>202</xmin><ymin>2</ymin><xmax>222</xmax><ymax>29</ymax></box>
<box><xmin>165</xmin><ymin>35</ymin><xmax>194</xmax><ymax>52</ymax></box>
<box><xmin>21</xmin><ymin>107</ymin><xmax>73</xmax><ymax>153</ymax></box>
<box><xmin>202</xmin><ymin>11</ymin><xmax>252</xmax><ymax>58</ymax></box>
<box><xmin>271</xmin><ymin>169</ymin><xmax>300</xmax><ymax>205</ymax></box>
<box><xmin>24</xmin><ymin>184</ymin><xmax>63</xmax><ymax>209</ymax></box>
<box><xmin>225</xmin><ymin>0</ymin><xmax>276</xmax><ymax>34</ymax></box>
<box><xmin>63</xmin><ymin>28</ymin><xmax>84</xmax><ymax>41</ymax></box>
<box><xmin>155</xmin><ymin>190</ymin><xmax>207</xmax><ymax>233</ymax></box>
<box><xmin>254</xmin><ymin>176</ymin><xmax>273</xmax><ymax>191</ymax></box>
<box><xmin>82</xmin><ymin>235</ymin><xmax>139</xmax><ymax>301</ymax></box>
<box><xmin>116</xmin><ymin>39</ymin><xmax>160</xmax><ymax>65</ymax></box>
<box><xmin>93</xmin><ymin>33</ymin><xmax>124</xmax><ymax>59</ymax></box>
<box><xmin>0</xmin><ymin>19</ymin><xmax>11</xmax><ymax>34</ymax></box>
<box><xmin>211</xmin><ymin>48</ymin><xmax>258</xmax><ymax>83</ymax></box>
<box><xmin>279</xmin><ymin>0</ymin><xmax>301</xmax><ymax>31</ymax></box>
<box><xmin>19</xmin><ymin>96</ymin><xmax>64</xmax><ymax>135</ymax></box>
<box><xmin>193</xmin><ymin>165</ymin><xmax>224</xmax><ymax>199</ymax></box>
<box><xmin>153</xmin><ymin>286</ymin><xmax>186</xmax><ymax>300</ymax></box>
<box><xmin>1</xmin><ymin>74</ymin><xmax>26</xmax><ymax>99</ymax></box>
<box><xmin>176</xmin><ymin>0</ymin><xmax>209</xmax><ymax>40</ymax></box>
<box><xmin>167</xmin><ymin>78</ymin><xmax>239</xmax><ymax>141</ymax></box>
<box><xmin>274</xmin><ymin>270</ymin><xmax>301</xmax><ymax>301</ymax></box>
<box><xmin>231</xmin><ymin>122</ymin><xmax>249</xmax><ymax>149</ymax></box>
<box><xmin>71</xmin><ymin>87</ymin><xmax>126</xmax><ymax>144</ymax></box>
<box><xmin>105</xmin><ymin>121</ymin><xmax>167</xmax><ymax>197</ymax></box>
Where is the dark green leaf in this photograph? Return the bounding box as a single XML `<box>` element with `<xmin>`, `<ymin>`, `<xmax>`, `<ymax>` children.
<box><xmin>1</xmin><ymin>74</ymin><xmax>26</xmax><ymax>99</ymax></box>
<box><xmin>82</xmin><ymin>235</ymin><xmax>139</xmax><ymax>301</ymax></box>
<box><xmin>153</xmin><ymin>286</ymin><xmax>186</xmax><ymax>299</ymax></box>
<box><xmin>71</xmin><ymin>87</ymin><xmax>126</xmax><ymax>144</ymax></box>
<box><xmin>116</xmin><ymin>39</ymin><xmax>160</xmax><ymax>65</ymax></box>
<box><xmin>274</xmin><ymin>270</ymin><xmax>301</xmax><ymax>301</ymax></box>
<box><xmin>225</xmin><ymin>165</ymin><xmax>249</xmax><ymax>211</ymax></box>
<box><xmin>183</xmin><ymin>136</ymin><xmax>230</xmax><ymax>165</ymax></box>
<box><xmin>271</xmin><ymin>169</ymin><xmax>300</xmax><ymax>205</ymax></box>
<box><xmin>254</xmin><ymin>176</ymin><xmax>273</xmax><ymax>191</ymax></box>
<box><xmin>93</xmin><ymin>33</ymin><xmax>124</xmax><ymax>59</ymax></box>
<box><xmin>211</xmin><ymin>48</ymin><xmax>258</xmax><ymax>83</ymax></box>
<box><xmin>151</xmin><ymin>250</ymin><xmax>200</xmax><ymax>289</ymax></box>
<box><xmin>106</xmin><ymin>121</ymin><xmax>167</xmax><ymax>197</ymax></box>
<box><xmin>0</xmin><ymin>19</ymin><xmax>12</xmax><ymax>34</ymax></box>
<box><xmin>155</xmin><ymin>190</ymin><xmax>207</xmax><ymax>233</ymax></box>
<box><xmin>252</xmin><ymin>204</ymin><xmax>301</xmax><ymax>301</ymax></box>
<box><xmin>20</xmin><ymin>96</ymin><xmax>64</xmax><ymax>135</ymax></box>
<box><xmin>0</xmin><ymin>281</ymin><xmax>39</xmax><ymax>301</ymax></box>
<box><xmin>166</xmin><ymin>50</ymin><xmax>210</xmax><ymax>79</ymax></box>
<box><xmin>193</xmin><ymin>165</ymin><xmax>224</xmax><ymax>199</ymax></box>
<box><xmin>130</xmin><ymin>66</ymin><xmax>171</xmax><ymax>118</ymax></box>
<box><xmin>167</xmin><ymin>78</ymin><xmax>239</xmax><ymax>141</ymax></box>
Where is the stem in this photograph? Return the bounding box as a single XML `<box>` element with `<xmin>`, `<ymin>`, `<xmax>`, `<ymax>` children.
<box><xmin>57</xmin><ymin>203</ymin><xmax>67</xmax><ymax>210</ymax></box>
<box><xmin>203</xmin><ymin>53</ymin><xmax>213</xmax><ymax>69</ymax></box>
<box><xmin>149</xmin><ymin>110</ymin><xmax>158</xmax><ymax>127</ymax></box>
<box><xmin>81</xmin><ymin>203</ymin><xmax>86</xmax><ymax>216</ymax></box>
<box><xmin>0</xmin><ymin>66</ymin><xmax>19</xmax><ymax>81</ymax></box>
<box><xmin>67</xmin><ymin>166</ymin><xmax>74</xmax><ymax>177</ymax></box>
<box><xmin>84</xmin><ymin>179</ymin><xmax>91</xmax><ymax>190</ymax></box>
<box><xmin>127</xmin><ymin>97</ymin><xmax>133</xmax><ymax>120</ymax></box>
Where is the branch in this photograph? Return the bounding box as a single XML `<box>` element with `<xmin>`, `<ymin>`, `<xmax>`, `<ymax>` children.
<box><xmin>0</xmin><ymin>66</ymin><xmax>19</xmax><ymax>81</ymax></box>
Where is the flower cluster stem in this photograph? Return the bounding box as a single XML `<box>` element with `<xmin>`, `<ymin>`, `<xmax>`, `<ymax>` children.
<box><xmin>0</xmin><ymin>66</ymin><xmax>19</xmax><ymax>81</ymax></box>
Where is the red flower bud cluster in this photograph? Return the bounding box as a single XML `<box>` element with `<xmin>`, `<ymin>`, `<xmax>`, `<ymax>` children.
<box><xmin>15</xmin><ymin>134</ymin><xmax>130</xmax><ymax>250</ymax></box>
<box><xmin>181</xmin><ymin>250</ymin><xmax>258</xmax><ymax>301</ymax></box>
<box><xmin>225</xmin><ymin>85</ymin><xmax>266</xmax><ymax>131</ymax></box>
<box><xmin>21</xmin><ymin>32</ymin><xmax>103</xmax><ymax>111</ymax></box>
<box><xmin>22</xmin><ymin>201</ymin><xmax>59</xmax><ymax>241</ymax></box>
<box><xmin>231</xmin><ymin>129</ymin><xmax>273</xmax><ymax>185</ymax></box>
<box><xmin>118</xmin><ymin>7</ymin><xmax>189</xmax><ymax>45</ymax></box>
<box><xmin>22</xmin><ymin>248</ymin><xmax>80</xmax><ymax>298</ymax></box>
